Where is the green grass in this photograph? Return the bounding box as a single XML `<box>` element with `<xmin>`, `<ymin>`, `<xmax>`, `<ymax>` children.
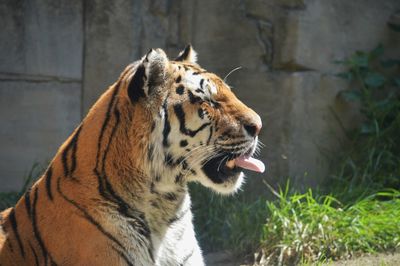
<box><xmin>259</xmin><ymin>184</ymin><xmax>400</xmax><ymax>265</ymax></box>
<box><xmin>190</xmin><ymin>183</ymin><xmax>268</xmax><ymax>256</ymax></box>
<box><xmin>0</xmin><ymin>163</ymin><xmax>43</xmax><ymax>210</ymax></box>
<box><xmin>191</xmin><ymin>182</ymin><xmax>400</xmax><ymax>264</ymax></box>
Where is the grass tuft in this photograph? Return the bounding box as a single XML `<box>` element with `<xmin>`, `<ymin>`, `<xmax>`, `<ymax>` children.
<box><xmin>258</xmin><ymin>185</ymin><xmax>400</xmax><ymax>265</ymax></box>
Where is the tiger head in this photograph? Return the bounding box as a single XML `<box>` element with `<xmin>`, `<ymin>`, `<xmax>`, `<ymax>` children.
<box><xmin>121</xmin><ymin>46</ymin><xmax>264</xmax><ymax>194</ymax></box>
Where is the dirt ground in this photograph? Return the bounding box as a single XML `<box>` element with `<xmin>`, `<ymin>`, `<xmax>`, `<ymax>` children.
<box><xmin>327</xmin><ymin>252</ymin><xmax>400</xmax><ymax>266</ymax></box>
<box><xmin>205</xmin><ymin>251</ymin><xmax>400</xmax><ymax>266</ymax></box>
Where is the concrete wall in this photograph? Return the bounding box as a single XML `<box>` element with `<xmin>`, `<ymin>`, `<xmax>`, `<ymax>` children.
<box><xmin>0</xmin><ymin>0</ymin><xmax>82</xmax><ymax>191</ymax></box>
<box><xmin>1</xmin><ymin>0</ymin><xmax>399</xmax><ymax>193</ymax></box>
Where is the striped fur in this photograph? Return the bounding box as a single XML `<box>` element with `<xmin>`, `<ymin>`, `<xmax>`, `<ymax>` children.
<box><xmin>0</xmin><ymin>46</ymin><xmax>262</xmax><ymax>265</ymax></box>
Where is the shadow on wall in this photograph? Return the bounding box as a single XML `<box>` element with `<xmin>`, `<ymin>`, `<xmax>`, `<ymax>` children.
<box><xmin>0</xmin><ymin>0</ymin><xmax>399</xmax><ymax>194</ymax></box>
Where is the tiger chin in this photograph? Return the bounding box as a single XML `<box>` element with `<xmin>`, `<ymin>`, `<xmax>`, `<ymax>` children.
<box><xmin>0</xmin><ymin>46</ymin><xmax>264</xmax><ymax>265</ymax></box>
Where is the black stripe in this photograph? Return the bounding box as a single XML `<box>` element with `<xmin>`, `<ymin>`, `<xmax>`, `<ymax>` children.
<box><xmin>91</xmin><ymin>80</ymin><xmax>153</xmax><ymax>262</ymax></box>
<box><xmin>173</xmin><ymin>104</ymin><xmax>211</xmax><ymax>137</ymax></box>
<box><xmin>192</xmin><ymin>71</ymin><xmax>207</xmax><ymax>75</ymax></box>
<box><xmin>176</xmin><ymin>85</ymin><xmax>185</xmax><ymax>95</ymax></box>
<box><xmin>24</xmin><ymin>188</ymin><xmax>32</xmax><ymax>219</ymax></box>
<box><xmin>95</xmin><ymin>81</ymin><xmax>121</xmax><ymax>173</ymax></box>
<box><xmin>211</xmin><ymin>100</ymin><xmax>221</xmax><ymax>108</ymax></box>
<box><xmin>111</xmin><ymin>246</ymin><xmax>134</xmax><ymax>266</ymax></box>
<box><xmin>128</xmin><ymin>64</ymin><xmax>146</xmax><ymax>103</ymax></box>
<box><xmin>206</xmin><ymin>126</ymin><xmax>213</xmax><ymax>145</ymax></box>
<box><xmin>94</xmin><ymin>82</ymin><xmax>121</xmax><ymax>204</ymax></box>
<box><xmin>150</xmin><ymin>183</ymin><xmax>157</xmax><ymax>194</ymax></box>
<box><xmin>180</xmin><ymin>140</ymin><xmax>188</xmax><ymax>147</ymax></box>
<box><xmin>168</xmin><ymin>207</ymin><xmax>189</xmax><ymax>225</ymax></box>
<box><xmin>164</xmin><ymin>153</ymin><xmax>175</xmax><ymax>167</ymax></box>
<box><xmin>56</xmin><ymin>177</ymin><xmax>134</xmax><ymax>265</ymax></box>
<box><xmin>95</xmin><ymin>106</ymin><xmax>153</xmax><ymax>243</ymax></box>
<box><xmin>100</xmin><ymin>108</ymin><xmax>120</xmax><ymax>174</ymax></box>
<box><xmin>61</xmin><ymin>125</ymin><xmax>82</xmax><ymax>179</ymax></box>
<box><xmin>200</xmin><ymin>79</ymin><xmax>204</xmax><ymax>89</ymax></box>
<box><xmin>198</xmin><ymin>108</ymin><xmax>204</xmax><ymax>119</ymax></box>
<box><xmin>180</xmin><ymin>248</ymin><xmax>194</xmax><ymax>266</ymax></box>
<box><xmin>98</xmin><ymin>108</ymin><xmax>142</xmax><ymax>220</ymax></box>
<box><xmin>187</xmin><ymin>90</ymin><xmax>202</xmax><ymax>104</ymax></box>
<box><xmin>150</xmin><ymin>200</ymin><xmax>159</xmax><ymax>209</ymax></box>
<box><xmin>61</xmin><ymin>146</ymin><xmax>69</xmax><ymax>178</ymax></box>
<box><xmin>45</xmin><ymin>167</ymin><xmax>53</xmax><ymax>201</ymax></box>
<box><xmin>162</xmin><ymin>97</ymin><xmax>171</xmax><ymax>147</ymax></box>
<box><xmin>69</xmin><ymin>125</ymin><xmax>82</xmax><ymax>176</ymax></box>
<box><xmin>175</xmin><ymin>173</ymin><xmax>183</xmax><ymax>184</ymax></box>
<box><xmin>175</xmin><ymin>156</ymin><xmax>186</xmax><ymax>167</ymax></box>
<box><xmin>31</xmin><ymin>187</ymin><xmax>56</xmax><ymax>265</ymax></box>
<box><xmin>9</xmin><ymin>208</ymin><xmax>25</xmax><ymax>258</ymax></box>
<box><xmin>163</xmin><ymin>193</ymin><xmax>177</xmax><ymax>201</ymax></box>
<box><xmin>175</xmin><ymin>45</ymin><xmax>191</xmax><ymax>61</ymax></box>
<box><xmin>94</xmin><ymin>101</ymin><xmax>121</xmax><ymax>202</ymax></box>
<box><xmin>148</xmin><ymin>144</ymin><xmax>154</xmax><ymax>161</ymax></box>
<box><xmin>182</xmin><ymin>160</ymin><xmax>189</xmax><ymax>170</ymax></box>
<box><xmin>29</xmin><ymin>242</ymin><xmax>39</xmax><ymax>266</ymax></box>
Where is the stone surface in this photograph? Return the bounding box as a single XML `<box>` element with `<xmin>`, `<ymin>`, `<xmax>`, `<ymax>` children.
<box><xmin>82</xmin><ymin>0</ymin><xmax>142</xmax><ymax>114</ymax></box>
<box><xmin>0</xmin><ymin>81</ymin><xmax>81</xmax><ymax>191</ymax></box>
<box><xmin>82</xmin><ymin>0</ymin><xmax>182</xmax><ymax>114</ymax></box>
<box><xmin>278</xmin><ymin>0</ymin><xmax>400</xmax><ymax>72</ymax></box>
<box><xmin>190</xmin><ymin>0</ymin><xmax>267</xmax><ymax>73</ymax></box>
<box><xmin>0</xmin><ymin>0</ymin><xmax>83</xmax><ymax>79</ymax></box>
<box><xmin>282</xmin><ymin>72</ymin><xmax>360</xmax><ymax>188</ymax></box>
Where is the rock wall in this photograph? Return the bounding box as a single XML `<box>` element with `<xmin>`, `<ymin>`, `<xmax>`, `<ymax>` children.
<box><xmin>1</xmin><ymin>0</ymin><xmax>399</xmax><ymax>193</ymax></box>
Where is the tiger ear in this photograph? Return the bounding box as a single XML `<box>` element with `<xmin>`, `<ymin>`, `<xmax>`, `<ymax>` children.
<box><xmin>174</xmin><ymin>44</ymin><xmax>197</xmax><ymax>63</ymax></box>
<box><xmin>128</xmin><ymin>48</ymin><xmax>169</xmax><ymax>103</ymax></box>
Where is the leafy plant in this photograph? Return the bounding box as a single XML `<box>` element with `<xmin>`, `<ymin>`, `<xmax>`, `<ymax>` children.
<box><xmin>333</xmin><ymin>44</ymin><xmax>400</xmax><ymax>200</ymax></box>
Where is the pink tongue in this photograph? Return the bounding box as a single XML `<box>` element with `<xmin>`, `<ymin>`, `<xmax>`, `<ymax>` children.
<box><xmin>234</xmin><ymin>156</ymin><xmax>265</xmax><ymax>173</ymax></box>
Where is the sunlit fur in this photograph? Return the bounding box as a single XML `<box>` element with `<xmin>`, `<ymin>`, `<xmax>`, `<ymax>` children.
<box><xmin>0</xmin><ymin>46</ymin><xmax>262</xmax><ymax>265</ymax></box>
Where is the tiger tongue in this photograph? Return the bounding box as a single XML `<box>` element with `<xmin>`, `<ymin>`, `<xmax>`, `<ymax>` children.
<box><xmin>234</xmin><ymin>156</ymin><xmax>265</xmax><ymax>173</ymax></box>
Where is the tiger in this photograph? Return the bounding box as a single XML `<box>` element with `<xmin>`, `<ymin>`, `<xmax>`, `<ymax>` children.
<box><xmin>0</xmin><ymin>45</ymin><xmax>264</xmax><ymax>265</ymax></box>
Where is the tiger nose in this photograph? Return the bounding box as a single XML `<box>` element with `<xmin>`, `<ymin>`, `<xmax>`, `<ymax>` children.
<box><xmin>243</xmin><ymin>114</ymin><xmax>262</xmax><ymax>137</ymax></box>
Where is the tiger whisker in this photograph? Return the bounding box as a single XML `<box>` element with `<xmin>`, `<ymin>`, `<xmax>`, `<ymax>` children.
<box><xmin>223</xmin><ymin>66</ymin><xmax>242</xmax><ymax>82</ymax></box>
<box><xmin>217</xmin><ymin>155</ymin><xmax>229</xmax><ymax>172</ymax></box>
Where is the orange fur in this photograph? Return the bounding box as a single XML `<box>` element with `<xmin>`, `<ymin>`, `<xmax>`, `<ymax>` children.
<box><xmin>0</xmin><ymin>47</ymin><xmax>262</xmax><ymax>265</ymax></box>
